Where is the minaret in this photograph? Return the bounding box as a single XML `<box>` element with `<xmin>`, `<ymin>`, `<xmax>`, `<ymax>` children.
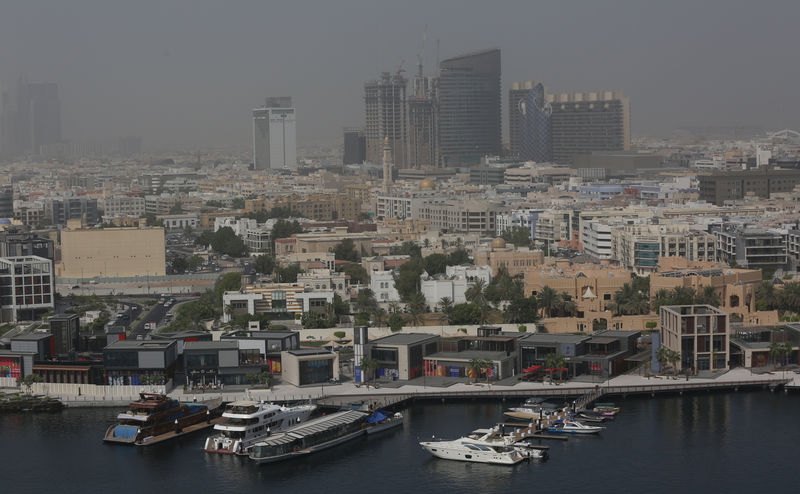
<box><xmin>382</xmin><ymin>135</ymin><xmax>393</xmax><ymax>193</ymax></box>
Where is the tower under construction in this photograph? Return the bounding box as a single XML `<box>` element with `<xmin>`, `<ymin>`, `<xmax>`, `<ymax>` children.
<box><xmin>364</xmin><ymin>72</ymin><xmax>408</xmax><ymax>168</ymax></box>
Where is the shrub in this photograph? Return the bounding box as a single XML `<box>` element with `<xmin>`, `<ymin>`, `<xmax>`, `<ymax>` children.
<box><xmin>645</xmin><ymin>321</ymin><xmax>658</xmax><ymax>329</ymax></box>
<box><xmin>458</xmin><ymin>327</ymin><xmax>467</xmax><ymax>334</ymax></box>
<box><xmin>518</xmin><ymin>325</ymin><xmax>527</xmax><ymax>333</ymax></box>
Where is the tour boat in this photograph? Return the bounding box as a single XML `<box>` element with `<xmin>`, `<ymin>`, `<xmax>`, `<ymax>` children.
<box><xmin>547</xmin><ymin>420</ymin><xmax>605</xmax><ymax>435</ymax></box>
<box><xmin>465</xmin><ymin>428</ymin><xmax>548</xmax><ymax>459</ymax></box>
<box><xmin>104</xmin><ymin>393</ymin><xmax>222</xmax><ymax>446</ymax></box>
<box><xmin>420</xmin><ymin>438</ymin><xmax>527</xmax><ymax>465</ymax></box>
<box><xmin>365</xmin><ymin>410</ymin><xmax>404</xmax><ymax>435</ymax></box>
<box><xmin>204</xmin><ymin>400</ymin><xmax>317</xmax><ymax>455</ymax></box>
<box><xmin>248</xmin><ymin>410</ymin><xmax>368</xmax><ymax>463</ymax></box>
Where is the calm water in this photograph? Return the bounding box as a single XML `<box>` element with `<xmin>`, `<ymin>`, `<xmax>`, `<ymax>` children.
<box><xmin>3</xmin><ymin>391</ymin><xmax>798</xmax><ymax>493</ymax></box>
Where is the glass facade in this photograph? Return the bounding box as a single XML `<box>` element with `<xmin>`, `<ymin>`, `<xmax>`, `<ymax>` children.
<box><xmin>299</xmin><ymin>359</ymin><xmax>333</xmax><ymax>385</ymax></box>
<box><xmin>518</xmin><ymin>83</ymin><xmax>552</xmax><ymax>162</ymax></box>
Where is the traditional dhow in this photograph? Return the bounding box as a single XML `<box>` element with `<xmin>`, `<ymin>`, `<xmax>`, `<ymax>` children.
<box><xmin>249</xmin><ymin>410</ymin><xmax>368</xmax><ymax>463</ymax></box>
<box><xmin>104</xmin><ymin>393</ymin><xmax>222</xmax><ymax>446</ymax></box>
<box><xmin>204</xmin><ymin>401</ymin><xmax>317</xmax><ymax>455</ymax></box>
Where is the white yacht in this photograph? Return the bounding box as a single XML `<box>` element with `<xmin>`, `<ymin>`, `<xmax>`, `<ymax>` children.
<box><xmin>548</xmin><ymin>420</ymin><xmax>604</xmax><ymax>435</ymax></box>
<box><xmin>420</xmin><ymin>438</ymin><xmax>527</xmax><ymax>465</ymax></box>
<box><xmin>204</xmin><ymin>401</ymin><xmax>316</xmax><ymax>455</ymax></box>
<box><xmin>465</xmin><ymin>428</ymin><xmax>548</xmax><ymax>459</ymax></box>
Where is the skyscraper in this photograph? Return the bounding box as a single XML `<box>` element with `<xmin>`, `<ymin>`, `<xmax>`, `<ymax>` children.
<box><xmin>364</xmin><ymin>72</ymin><xmax>408</xmax><ymax>168</ymax></box>
<box><xmin>407</xmin><ymin>68</ymin><xmax>438</xmax><ymax>168</ymax></box>
<box><xmin>343</xmin><ymin>127</ymin><xmax>366</xmax><ymax>165</ymax></box>
<box><xmin>253</xmin><ymin>97</ymin><xmax>297</xmax><ymax>170</ymax></box>
<box><xmin>510</xmin><ymin>81</ymin><xmax>552</xmax><ymax>163</ymax></box>
<box><xmin>549</xmin><ymin>90</ymin><xmax>630</xmax><ymax>164</ymax></box>
<box><xmin>438</xmin><ymin>48</ymin><xmax>501</xmax><ymax>167</ymax></box>
<box><xmin>0</xmin><ymin>79</ymin><xmax>61</xmax><ymax>158</ymax></box>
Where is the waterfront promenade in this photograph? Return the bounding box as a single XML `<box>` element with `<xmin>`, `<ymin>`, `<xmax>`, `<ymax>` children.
<box><xmin>11</xmin><ymin>367</ymin><xmax>797</xmax><ymax>408</ymax></box>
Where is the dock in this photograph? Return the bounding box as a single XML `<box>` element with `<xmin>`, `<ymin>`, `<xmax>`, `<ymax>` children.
<box><xmin>137</xmin><ymin>416</ymin><xmax>226</xmax><ymax>446</ymax></box>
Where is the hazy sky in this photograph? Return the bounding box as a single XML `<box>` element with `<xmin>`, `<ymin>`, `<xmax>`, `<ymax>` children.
<box><xmin>2</xmin><ymin>0</ymin><xmax>798</xmax><ymax>150</ymax></box>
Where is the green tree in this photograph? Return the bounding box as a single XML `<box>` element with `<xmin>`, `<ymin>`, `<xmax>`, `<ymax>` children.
<box><xmin>609</xmin><ymin>282</ymin><xmax>650</xmax><ymax>316</ymax></box>
<box><xmin>545</xmin><ymin>353</ymin><xmax>567</xmax><ymax>383</ymax></box>
<box><xmin>231</xmin><ymin>198</ymin><xmax>245</xmax><ymax>209</ymax></box>
<box><xmin>504</xmin><ymin>296</ymin><xmax>540</xmax><ymax>324</ymax></box>
<box><xmin>210</xmin><ymin>227</ymin><xmax>247</xmax><ymax>257</ymax></box>
<box><xmin>423</xmin><ymin>253</ymin><xmax>448</xmax><ymax>276</ymax></box>
<box><xmin>340</xmin><ymin>264</ymin><xmax>369</xmax><ymax>285</ymax></box>
<box><xmin>275</xmin><ymin>264</ymin><xmax>301</xmax><ymax>283</ymax></box>
<box><xmin>388</xmin><ymin>313</ymin><xmax>404</xmax><ymax>332</ymax></box>
<box><xmin>21</xmin><ymin>373</ymin><xmax>43</xmax><ymax>393</ymax></box>
<box><xmin>271</xmin><ymin>219</ymin><xmax>304</xmax><ymax>251</ymax></box>
<box><xmin>755</xmin><ymin>280</ymin><xmax>777</xmax><ymax>311</ymax></box>
<box><xmin>371</xmin><ymin>307</ymin><xmax>388</xmax><ymax>327</ymax></box>
<box><xmin>171</xmin><ymin>255</ymin><xmax>189</xmax><ymax>274</ymax></box>
<box><xmin>333</xmin><ymin>238</ymin><xmax>360</xmax><ymax>262</ymax></box>
<box><xmin>144</xmin><ymin>213</ymin><xmax>162</xmax><ymax>227</ymax></box>
<box><xmin>215</xmin><ymin>272</ymin><xmax>242</xmax><ymax>305</ymax></box>
<box><xmin>169</xmin><ymin>202</ymin><xmax>184</xmax><ymax>214</ymax></box>
<box><xmin>450</xmin><ymin>303</ymin><xmax>481</xmax><ymax>325</ymax></box>
<box><xmin>393</xmin><ymin>259</ymin><xmax>424</xmax><ymax>300</ymax></box>
<box><xmin>333</xmin><ymin>330</ymin><xmax>346</xmax><ymax>340</ymax></box>
<box><xmin>468</xmin><ymin>358</ymin><xmax>485</xmax><ymax>383</ymax></box>
<box><xmin>331</xmin><ymin>293</ymin><xmax>350</xmax><ymax>318</ymax></box>
<box><xmin>354</xmin><ymin>288</ymin><xmax>378</xmax><ymax>315</ymax></box>
<box><xmin>446</xmin><ymin>248</ymin><xmax>470</xmax><ymax>266</ymax></box>
<box><xmin>389</xmin><ymin>241</ymin><xmax>422</xmax><ymax>259</ymax></box>
<box><xmin>501</xmin><ymin>226</ymin><xmax>531</xmax><ymax>248</ymax></box>
<box><xmin>254</xmin><ymin>254</ymin><xmax>276</xmax><ymax>275</ymax></box>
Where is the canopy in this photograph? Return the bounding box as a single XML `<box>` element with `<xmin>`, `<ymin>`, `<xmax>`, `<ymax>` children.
<box><xmin>522</xmin><ymin>365</ymin><xmax>543</xmax><ymax>373</ymax></box>
<box><xmin>545</xmin><ymin>368</ymin><xmax>569</xmax><ymax>372</ymax></box>
<box><xmin>366</xmin><ymin>411</ymin><xmax>389</xmax><ymax>424</ymax></box>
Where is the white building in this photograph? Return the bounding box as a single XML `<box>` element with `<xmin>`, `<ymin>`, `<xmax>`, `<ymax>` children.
<box><xmin>157</xmin><ymin>214</ymin><xmax>199</xmax><ymax>230</ymax></box>
<box><xmin>297</xmin><ymin>268</ymin><xmax>349</xmax><ymax>298</ymax></box>
<box><xmin>376</xmin><ymin>195</ymin><xmax>413</xmax><ymax>219</ymax></box>
<box><xmin>370</xmin><ymin>270</ymin><xmax>400</xmax><ymax>302</ymax></box>
<box><xmin>214</xmin><ymin>217</ymin><xmax>258</xmax><ymax>237</ymax></box>
<box><xmin>244</xmin><ymin>227</ymin><xmax>271</xmax><ymax>254</ymax></box>
<box><xmin>496</xmin><ymin>209</ymin><xmax>543</xmax><ymax>236</ymax></box>
<box><xmin>253</xmin><ymin>97</ymin><xmax>297</xmax><ymax>170</ymax></box>
<box><xmin>582</xmin><ymin>221</ymin><xmax>614</xmax><ymax>259</ymax></box>
<box><xmin>421</xmin><ymin>265</ymin><xmax>492</xmax><ymax>308</ymax></box>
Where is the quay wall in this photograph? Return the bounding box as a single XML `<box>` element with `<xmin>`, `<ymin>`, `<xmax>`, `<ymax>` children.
<box><xmin>30</xmin><ymin>381</ymin><xmax>171</xmax><ymax>398</ymax></box>
<box><xmin>0</xmin><ymin>377</ymin><xmax>17</xmax><ymax>388</ymax></box>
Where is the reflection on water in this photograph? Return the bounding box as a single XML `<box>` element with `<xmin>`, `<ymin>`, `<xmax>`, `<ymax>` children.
<box><xmin>1</xmin><ymin>391</ymin><xmax>798</xmax><ymax>493</ymax></box>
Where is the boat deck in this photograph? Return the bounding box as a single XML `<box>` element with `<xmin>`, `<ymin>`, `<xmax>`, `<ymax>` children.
<box><xmin>137</xmin><ymin>417</ymin><xmax>226</xmax><ymax>446</ymax></box>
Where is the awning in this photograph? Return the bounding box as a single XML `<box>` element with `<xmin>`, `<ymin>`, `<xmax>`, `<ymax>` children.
<box><xmin>522</xmin><ymin>365</ymin><xmax>543</xmax><ymax>373</ymax></box>
<box><xmin>545</xmin><ymin>368</ymin><xmax>569</xmax><ymax>372</ymax></box>
<box><xmin>588</xmin><ymin>336</ymin><xmax>617</xmax><ymax>345</ymax></box>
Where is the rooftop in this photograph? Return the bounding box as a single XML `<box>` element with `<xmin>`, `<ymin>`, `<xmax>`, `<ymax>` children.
<box><xmin>370</xmin><ymin>333</ymin><xmax>439</xmax><ymax>346</ymax></box>
<box><xmin>11</xmin><ymin>332</ymin><xmax>52</xmax><ymax>341</ymax></box>
<box><xmin>519</xmin><ymin>333</ymin><xmax>590</xmax><ymax>345</ymax></box>
<box><xmin>184</xmin><ymin>341</ymin><xmax>238</xmax><ymax>351</ymax></box>
<box><xmin>105</xmin><ymin>340</ymin><xmax>174</xmax><ymax>350</ymax></box>
<box><xmin>425</xmin><ymin>350</ymin><xmax>510</xmax><ymax>361</ymax></box>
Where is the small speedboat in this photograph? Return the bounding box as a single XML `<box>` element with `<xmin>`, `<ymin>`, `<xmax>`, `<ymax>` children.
<box><xmin>576</xmin><ymin>410</ymin><xmax>609</xmax><ymax>422</ymax></box>
<box><xmin>593</xmin><ymin>403</ymin><xmax>621</xmax><ymax>416</ymax></box>
<box><xmin>548</xmin><ymin>420</ymin><xmax>604</xmax><ymax>435</ymax></box>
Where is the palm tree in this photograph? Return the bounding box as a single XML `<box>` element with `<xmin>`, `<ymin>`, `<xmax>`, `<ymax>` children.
<box><xmin>359</xmin><ymin>357</ymin><xmax>379</xmax><ymax>388</ymax></box>
<box><xmin>537</xmin><ymin>286</ymin><xmax>560</xmax><ymax>318</ymax></box>
<box><xmin>405</xmin><ymin>291</ymin><xmax>427</xmax><ymax>326</ymax></box>
<box><xmin>656</xmin><ymin>347</ymin><xmax>670</xmax><ymax>376</ymax></box>
<box><xmin>671</xmin><ymin>286</ymin><xmax>697</xmax><ymax>306</ymax></box>
<box><xmin>668</xmin><ymin>349</ymin><xmax>681</xmax><ymax>378</ymax></box>
<box><xmin>779</xmin><ymin>282</ymin><xmax>800</xmax><ymax>313</ymax></box>
<box><xmin>609</xmin><ymin>282</ymin><xmax>651</xmax><ymax>316</ymax></box>
<box><xmin>482</xmin><ymin>359</ymin><xmax>494</xmax><ymax>384</ymax></box>
<box><xmin>468</xmin><ymin>358</ymin><xmax>484</xmax><ymax>383</ymax></box>
<box><xmin>695</xmin><ymin>286</ymin><xmax>721</xmax><ymax>307</ymax></box>
<box><xmin>782</xmin><ymin>341</ymin><xmax>794</xmax><ymax>367</ymax></box>
<box><xmin>423</xmin><ymin>238</ymin><xmax>430</xmax><ymax>249</ymax></box>
<box><xmin>354</xmin><ymin>288</ymin><xmax>378</xmax><ymax>315</ymax></box>
<box><xmin>769</xmin><ymin>341</ymin><xmax>784</xmax><ymax>370</ymax></box>
<box><xmin>477</xmin><ymin>301</ymin><xmax>492</xmax><ymax>326</ymax></box>
<box><xmin>755</xmin><ymin>280</ymin><xmax>777</xmax><ymax>310</ymax></box>
<box><xmin>557</xmin><ymin>292</ymin><xmax>577</xmax><ymax>317</ymax></box>
<box><xmin>652</xmin><ymin>288</ymin><xmax>673</xmax><ymax>313</ymax></box>
<box><xmin>388</xmin><ymin>301</ymin><xmax>401</xmax><ymax>314</ymax></box>
<box><xmin>544</xmin><ymin>353</ymin><xmax>567</xmax><ymax>384</ymax></box>
<box><xmin>465</xmin><ymin>279</ymin><xmax>487</xmax><ymax>305</ymax></box>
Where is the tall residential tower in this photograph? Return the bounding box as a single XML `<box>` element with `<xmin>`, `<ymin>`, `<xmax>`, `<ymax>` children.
<box><xmin>364</xmin><ymin>72</ymin><xmax>408</xmax><ymax>168</ymax></box>
<box><xmin>438</xmin><ymin>48</ymin><xmax>501</xmax><ymax>167</ymax></box>
<box><xmin>252</xmin><ymin>97</ymin><xmax>297</xmax><ymax>170</ymax></box>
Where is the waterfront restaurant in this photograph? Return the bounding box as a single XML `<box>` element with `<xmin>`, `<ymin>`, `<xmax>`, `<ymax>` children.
<box><xmin>220</xmin><ymin>330</ymin><xmax>301</xmax><ymax>373</ymax></box>
<box><xmin>280</xmin><ymin>349</ymin><xmax>339</xmax><ymax>386</ymax></box>
<box><xmin>102</xmin><ymin>340</ymin><xmax>177</xmax><ymax>386</ymax></box>
<box><xmin>183</xmin><ymin>340</ymin><xmax>263</xmax><ymax>387</ymax></box>
<box><xmin>423</xmin><ymin>350</ymin><xmax>515</xmax><ymax>380</ymax></box>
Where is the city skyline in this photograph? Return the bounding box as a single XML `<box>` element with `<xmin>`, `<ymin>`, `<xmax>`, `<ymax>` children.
<box><xmin>0</xmin><ymin>1</ymin><xmax>798</xmax><ymax>151</ymax></box>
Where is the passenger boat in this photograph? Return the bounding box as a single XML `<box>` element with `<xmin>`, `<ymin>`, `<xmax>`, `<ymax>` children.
<box><xmin>465</xmin><ymin>428</ymin><xmax>548</xmax><ymax>459</ymax></box>
<box><xmin>547</xmin><ymin>420</ymin><xmax>605</xmax><ymax>435</ymax></box>
<box><xmin>104</xmin><ymin>393</ymin><xmax>222</xmax><ymax>446</ymax></box>
<box><xmin>419</xmin><ymin>438</ymin><xmax>527</xmax><ymax>465</ymax></box>
<box><xmin>248</xmin><ymin>410</ymin><xmax>368</xmax><ymax>463</ymax></box>
<box><xmin>365</xmin><ymin>410</ymin><xmax>404</xmax><ymax>435</ymax></box>
<box><xmin>203</xmin><ymin>401</ymin><xmax>317</xmax><ymax>455</ymax></box>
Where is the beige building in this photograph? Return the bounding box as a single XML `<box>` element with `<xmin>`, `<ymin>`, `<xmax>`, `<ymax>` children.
<box><xmin>280</xmin><ymin>349</ymin><xmax>339</xmax><ymax>386</ymax></box>
<box><xmin>611</xmin><ymin>224</ymin><xmax>716</xmax><ymax>275</ymax></box>
<box><xmin>473</xmin><ymin>238</ymin><xmax>544</xmax><ymax>277</ymax></box>
<box><xmin>659</xmin><ymin>305</ymin><xmax>730</xmax><ymax>373</ymax></box>
<box><xmin>273</xmin><ymin>228</ymin><xmax>379</xmax><ymax>257</ymax></box>
<box><xmin>524</xmin><ymin>261</ymin><xmax>631</xmax><ymax>314</ymax></box>
<box><xmin>244</xmin><ymin>193</ymin><xmax>361</xmax><ymax>221</ymax></box>
<box><xmin>57</xmin><ymin>226</ymin><xmax>166</xmax><ymax>278</ymax></box>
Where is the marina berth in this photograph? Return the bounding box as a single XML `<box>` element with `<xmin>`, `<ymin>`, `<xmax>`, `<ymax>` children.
<box><xmin>204</xmin><ymin>401</ymin><xmax>316</xmax><ymax>455</ymax></box>
<box><xmin>249</xmin><ymin>410</ymin><xmax>368</xmax><ymax>463</ymax></box>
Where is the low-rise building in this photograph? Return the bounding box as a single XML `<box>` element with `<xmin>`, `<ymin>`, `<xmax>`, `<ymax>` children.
<box><xmin>102</xmin><ymin>339</ymin><xmax>178</xmax><ymax>385</ymax></box>
<box><xmin>473</xmin><ymin>238</ymin><xmax>544</xmax><ymax>277</ymax></box>
<box><xmin>659</xmin><ymin>305</ymin><xmax>730</xmax><ymax>373</ymax></box>
<box><xmin>280</xmin><ymin>349</ymin><xmax>339</xmax><ymax>386</ymax></box>
<box><xmin>366</xmin><ymin>333</ymin><xmax>440</xmax><ymax>381</ymax></box>
<box><xmin>183</xmin><ymin>341</ymin><xmax>261</xmax><ymax>387</ymax></box>
<box><xmin>0</xmin><ymin>256</ymin><xmax>55</xmax><ymax>322</ymax></box>
<box><xmin>220</xmin><ymin>330</ymin><xmax>300</xmax><ymax>373</ymax></box>
<box><xmin>714</xmin><ymin>224</ymin><xmax>788</xmax><ymax>271</ymax></box>
<box><xmin>612</xmin><ymin>224</ymin><xmax>717</xmax><ymax>275</ymax></box>
<box><xmin>157</xmin><ymin>213</ymin><xmax>199</xmax><ymax>230</ymax></box>
<box><xmin>370</xmin><ymin>270</ymin><xmax>400</xmax><ymax>303</ymax></box>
